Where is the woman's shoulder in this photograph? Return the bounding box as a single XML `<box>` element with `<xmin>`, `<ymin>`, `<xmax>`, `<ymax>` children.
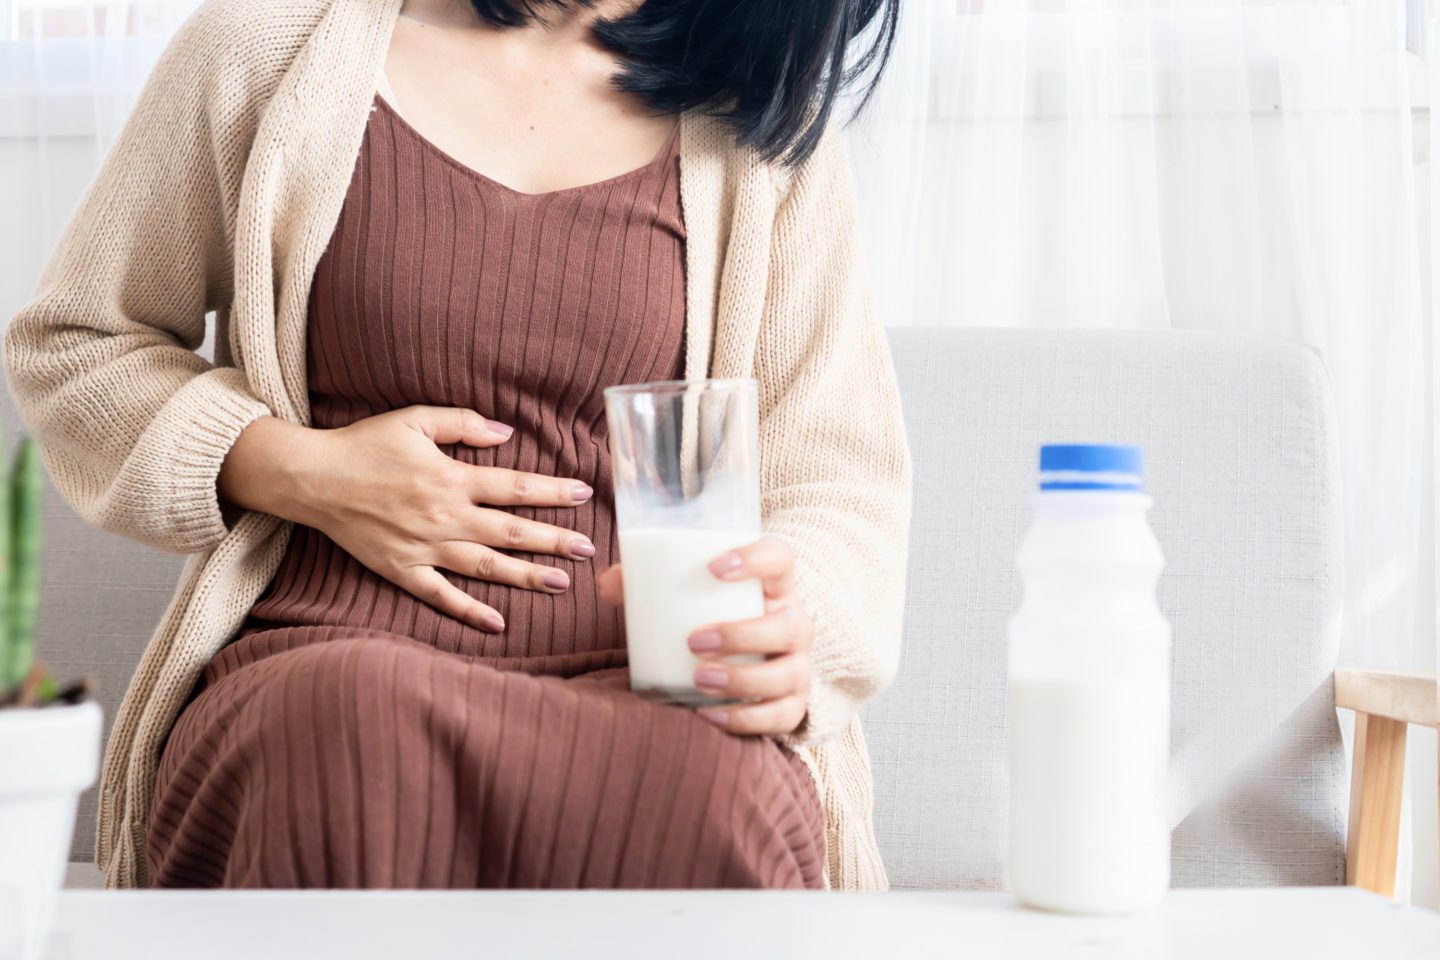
<box><xmin>685</xmin><ymin>111</ymin><xmax>849</xmax><ymax>212</ymax></box>
<box><xmin>157</xmin><ymin>0</ymin><xmax>338</xmax><ymax>87</ymax></box>
<box><xmin>182</xmin><ymin>0</ymin><xmax>336</xmax><ymax>39</ymax></box>
<box><xmin>772</xmin><ymin>115</ymin><xmax>856</xmax><ymax>204</ymax></box>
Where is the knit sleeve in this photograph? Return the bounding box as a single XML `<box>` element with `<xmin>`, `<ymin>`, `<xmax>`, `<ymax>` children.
<box><xmin>758</xmin><ymin>125</ymin><xmax>914</xmax><ymax>748</ymax></box>
<box><xmin>2</xmin><ymin>2</ymin><xmax>273</xmax><ymax>554</ymax></box>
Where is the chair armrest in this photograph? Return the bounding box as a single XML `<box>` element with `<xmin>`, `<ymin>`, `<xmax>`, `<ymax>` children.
<box><xmin>1333</xmin><ymin>666</ymin><xmax>1438</xmax><ymax>899</ymax></box>
<box><xmin>1334</xmin><ymin>667</ymin><xmax>1438</xmax><ymax>727</ymax></box>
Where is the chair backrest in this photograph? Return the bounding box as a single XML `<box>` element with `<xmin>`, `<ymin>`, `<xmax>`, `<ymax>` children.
<box><xmin>866</xmin><ymin>327</ymin><xmax>1347</xmax><ymax>890</ymax></box>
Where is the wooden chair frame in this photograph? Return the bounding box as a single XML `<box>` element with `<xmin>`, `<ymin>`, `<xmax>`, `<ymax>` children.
<box><xmin>1334</xmin><ymin>667</ymin><xmax>1439</xmax><ymax>897</ymax></box>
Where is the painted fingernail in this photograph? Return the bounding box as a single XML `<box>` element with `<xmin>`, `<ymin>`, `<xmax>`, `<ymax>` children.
<box><xmin>486</xmin><ymin>420</ymin><xmax>514</xmax><ymax>438</ymax></box>
<box><xmin>697</xmin><ymin>708</ymin><xmax>729</xmax><ymax>727</ymax></box>
<box><xmin>543</xmin><ymin>570</ymin><xmax>570</xmax><ymax>591</ymax></box>
<box><xmin>571</xmin><ymin>483</ymin><xmax>595</xmax><ymax>502</ymax></box>
<box><xmin>569</xmin><ymin>540</ymin><xmax>596</xmax><ymax>559</ymax></box>
<box><xmin>708</xmin><ymin>552</ymin><xmax>743</xmax><ymax>577</ymax></box>
<box><xmin>480</xmin><ymin>613</ymin><xmax>505</xmax><ymax>633</ymax></box>
<box><xmin>688</xmin><ymin>631</ymin><xmax>722</xmax><ymax>652</ymax></box>
<box><xmin>695</xmin><ymin>667</ymin><xmax>729</xmax><ymax>689</ymax></box>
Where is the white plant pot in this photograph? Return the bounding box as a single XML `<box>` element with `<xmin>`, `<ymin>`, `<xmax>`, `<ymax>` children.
<box><xmin>0</xmin><ymin>700</ymin><xmax>101</xmax><ymax>960</ymax></box>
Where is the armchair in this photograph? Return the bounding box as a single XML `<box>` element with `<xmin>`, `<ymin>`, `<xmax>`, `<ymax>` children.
<box><xmin>1335</xmin><ymin>666</ymin><xmax>1439</xmax><ymax>896</ymax></box>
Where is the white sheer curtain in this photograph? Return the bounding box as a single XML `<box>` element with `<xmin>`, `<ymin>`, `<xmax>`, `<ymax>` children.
<box><xmin>0</xmin><ymin>0</ymin><xmax>200</xmax><ymax>321</ymax></box>
<box><xmin>847</xmin><ymin>0</ymin><xmax>1438</xmax><ymax>905</ymax></box>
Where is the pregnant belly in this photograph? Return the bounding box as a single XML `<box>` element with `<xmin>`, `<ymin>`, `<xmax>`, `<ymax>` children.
<box><xmin>243</xmin><ymin>508</ymin><xmax>626</xmax><ymax>668</ymax></box>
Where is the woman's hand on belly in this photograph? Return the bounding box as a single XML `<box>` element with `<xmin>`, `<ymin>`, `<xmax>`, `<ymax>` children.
<box><xmin>595</xmin><ymin>537</ymin><xmax>814</xmax><ymax>736</ymax></box>
<box><xmin>222</xmin><ymin>406</ymin><xmax>596</xmax><ymax>633</ymax></box>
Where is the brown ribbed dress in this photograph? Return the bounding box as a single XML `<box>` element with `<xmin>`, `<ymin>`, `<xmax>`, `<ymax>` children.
<box><xmin>146</xmin><ymin>97</ymin><xmax>824</xmax><ymax>889</ymax></box>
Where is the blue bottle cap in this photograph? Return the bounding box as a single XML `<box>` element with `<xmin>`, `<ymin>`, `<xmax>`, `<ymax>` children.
<box><xmin>1038</xmin><ymin>444</ymin><xmax>1143</xmax><ymax>492</ymax></box>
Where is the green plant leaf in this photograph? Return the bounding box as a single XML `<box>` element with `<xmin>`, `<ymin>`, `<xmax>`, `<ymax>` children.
<box><xmin>7</xmin><ymin>437</ymin><xmax>41</xmax><ymax>691</ymax></box>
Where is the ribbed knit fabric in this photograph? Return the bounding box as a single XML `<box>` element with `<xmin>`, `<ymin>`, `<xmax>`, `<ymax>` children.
<box><xmin>150</xmin><ymin>628</ymin><xmax>823</xmax><ymax>888</ymax></box>
<box><xmin>246</xmin><ymin>97</ymin><xmax>685</xmax><ymax>659</ymax></box>
<box><xmin>3</xmin><ymin>0</ymin><xmax>913</xmax><ymax>891</ymax></box>
<box><xmin>145</xmin><ymin>101</ymin><xmax>823</xmax><ymax>888</ymax></box>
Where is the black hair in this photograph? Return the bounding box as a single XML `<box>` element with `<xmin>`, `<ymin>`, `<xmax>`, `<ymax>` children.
<box><xmin>467</xmin><ymin>0</ymin><xmax>901</xmax><ymax>166</ymax></box>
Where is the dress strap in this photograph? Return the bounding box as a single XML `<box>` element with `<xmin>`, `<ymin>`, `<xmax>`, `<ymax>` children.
<box><xmin>376</xmin><ymin>67</ymin><xmax>403</xmax><ymax>118</ymax></box>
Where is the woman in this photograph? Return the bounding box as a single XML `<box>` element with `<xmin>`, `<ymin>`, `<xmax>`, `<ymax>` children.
<box><xmin>5</xmin><ymin>0</ymin><xmax>910</xmax><ymax>890</ymax></box>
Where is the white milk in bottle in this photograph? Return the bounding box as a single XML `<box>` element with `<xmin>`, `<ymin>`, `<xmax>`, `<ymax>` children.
<box><xmin>1007</xmin><ymin>444</ymin><xmax>1171</xmax><ymax>915</ymax></box>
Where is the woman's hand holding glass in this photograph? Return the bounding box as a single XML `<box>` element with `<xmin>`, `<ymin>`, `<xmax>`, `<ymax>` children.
<box><xmin>597</xmin><ymin>536</ymin><xmax>813</xmax><ymax>736</ymax></box>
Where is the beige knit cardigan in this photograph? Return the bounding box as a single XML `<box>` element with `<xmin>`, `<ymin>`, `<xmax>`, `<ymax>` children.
<box><xmin>4</xmin><ymin>0</ymin><xmax>912</xmax><ymax>890</ymax></box>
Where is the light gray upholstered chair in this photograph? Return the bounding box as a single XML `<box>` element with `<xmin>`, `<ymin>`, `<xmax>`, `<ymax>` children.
<box><xmin>6</xmin><ymin>327</ymin><xmax>1432</xmax><ymax>891</ymax></box>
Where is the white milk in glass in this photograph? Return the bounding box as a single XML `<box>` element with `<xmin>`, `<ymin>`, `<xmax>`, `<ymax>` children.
<box><xmin>1007</xmin><ymin>444</ymin><xmax>1171</xmax><ymax>915</ymax></box>
<box><xmin>619</xmin><ymin>528</ymin><xmax>764</xmax><ymax>703</ymax></box>
<box><xmin>604</xmin><ymin>378</ymin><xmax>764</xmax><ymax>706</ymax></box>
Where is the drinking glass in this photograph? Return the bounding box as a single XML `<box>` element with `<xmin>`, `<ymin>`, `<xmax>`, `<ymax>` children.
<box><xmin>604</xmin><ymin>378</ymin><xmax>764</xmax><ymax>705</ymax></box>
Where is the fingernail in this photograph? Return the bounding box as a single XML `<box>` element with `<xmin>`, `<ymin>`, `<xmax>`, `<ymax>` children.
<box><xmin>694</xmin><ymin>667</ymin><xmax>729</xmax><ymax>689</ymax></box>
<box><xmin>571</xmin><ymin>483</ymin><xmax>594</xmax><ymax>502</ymax></box>
<box><xmin>486</xmin><ymin>420</ymin><xmax>514</xmax><ymax>438</ymax></box>
<box><xmin>542</xmin><ymin>570</ymin><xmax>570</xmax><ymax>591</ymax></box>
<box><xmin>708</xmin><ymin>552</ymin><xmax>743</xmax><ymax>577</ymax></box>
<box><xmin>569</xmin><ymin>540</ymin><xmax>596</xmax><ymax>559</ymax></box>
<box><xmin>480</xmin><ymin>613</ymin><xmax>505</xmax><ymax>633</ymax></box>
<box><xmin>688</xmin><ymin>631</ymin><xmax>722</xmax><ymax>652</ymax></box>
<box><xmin>697</xmin><ymin>708</ymin><xmax>729</xmax><ymax>727</ymax></box>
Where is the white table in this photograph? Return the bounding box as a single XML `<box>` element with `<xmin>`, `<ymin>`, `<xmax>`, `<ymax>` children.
<box><xmin>44</xmin><ymin>887</ymin><xmax>1439</xmax><ymax>959</ymax></box>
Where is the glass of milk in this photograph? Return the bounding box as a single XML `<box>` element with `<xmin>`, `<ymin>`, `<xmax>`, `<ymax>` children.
<box><xmin>1007</xmin><ymin>444</ymin><xmax>1172</xmax><ymax>915</ymax></box>
<box><xmin>603</xmin><ymin>378</ymin><xmax>764</xmax><ymax>706</ymax></box>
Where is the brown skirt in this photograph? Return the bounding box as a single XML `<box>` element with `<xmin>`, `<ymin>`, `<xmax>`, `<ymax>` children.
<box><xmin>147</xmin><ymin>626</ymin><xmax>825</xmax><ymax>889</ymax></box>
